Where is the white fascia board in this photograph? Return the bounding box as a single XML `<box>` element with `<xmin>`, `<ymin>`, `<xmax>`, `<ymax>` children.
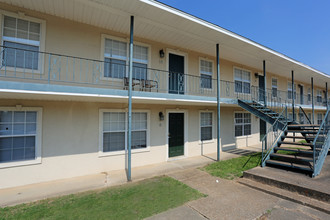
<box><xmin>140</xmin><ymin>0</ymin><xmax>329</xmax><ymax>78</ymax></box>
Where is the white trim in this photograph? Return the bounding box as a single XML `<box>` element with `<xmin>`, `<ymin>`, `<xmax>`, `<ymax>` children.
<box><xmin>0</xmin><ymin>106</ymin><xmax>42</xmax><ymax>169</ymax></box>
<box><xmin>98</xmin><ymin>109</ymin><xmax>151</xmax><ymax>157</ymax></box>
<box><xmin>199</xmin><ymin>57</ymin><xmax>214</xmax><ymax>90</ymax></box>
<box><xmin>233</xmin><ymin>66</ymin><xmax>252</xmax><ymax>95</ymax></box>
<box><xmin>140</xmin><ymin>0</ymin><xmax>330</xmax><ymax>79</ymax></box>
<box><xmin>233</xmin><ymin>111</ymin><xmax>252</xmax><ymax>138</ymax></box>
<box><xmin>100</xmin><ymin>34</ymin><xmax>151</xmax><ymax>81</ymax></box>
<box><xmin>0</xmin><ymin>10</ymin><xmax>46</xmax><ymax>75</ymax></box>
<box><xmin>165</xmin><ymin>109</ymin><xmax>188</xmax><ymax>161</ymax></box>
<box><xmin>199</xmin><ymin>110</ymin><xmax>215</xmax><ymax>144</ymax></box>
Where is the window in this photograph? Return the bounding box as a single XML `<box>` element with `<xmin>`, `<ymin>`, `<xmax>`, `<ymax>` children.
<box><xmin>200</xmin><ymin>112</ymin><xmax>212</xmax><ymax>141</ymax></box>
<box><xmin>2</xmin><ymin>15</ymin><xmax>41</xmax><ymax>70</ymax></box>
<box><xmin>0</xmin><ymin>108</ymin><xmax>41</xmax><ymax>166</ymax></box>
<box><xmin>103</xmin><ymin>37</ymin><xmax>148</xmax><ymax>79</ymax></box>
<box><xmin>307</xmin><ymin>88</ymin><xmax>311</xmax><ymax>102</ymax></box>
<box><xmin>200</xmin><ymin>59</ymin><xmax>213</xmax><ymax>89</ymax></box>
<box><xmin>287</xmin><ymin>82</ymin><xmax>296</xmax><ymax>100</ymax></box>
<box><xmin>234</xmin><ymin>68</ymin><xmax>251</xmax><ymax>94</ymax></box>
<box><xmin>272</xmin><ymin>78</ymin><xmax>278</xmax><ymax>97</ymax></box>
<box><xmin>317</xmin><ymin>90</ymin><xmax>322</xmax><ymax>103</ymax></box>
<box><xmin>101</xmin><ymin>111</ymin><xmax>148</xmax><ymax>153</ymax></box>
<box><xmin>317</xmin><ymin>113</ymin><xmax>323</xmax><ymax>125</ymax></box>
<box><xmin>234</xmin><ymin>112</ymin><xmax>251</xmax><ymax>137</ymax></box>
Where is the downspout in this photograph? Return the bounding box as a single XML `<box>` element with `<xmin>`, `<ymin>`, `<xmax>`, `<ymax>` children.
<box><xmin>312</xmin><ymin>77</ymin><xmax>314</xmax><ymax>124</ymax></box>
<box><xmin>292</xmin><ymin>71</ymin><xmax>295</xmax><ymax>122</ymax></box>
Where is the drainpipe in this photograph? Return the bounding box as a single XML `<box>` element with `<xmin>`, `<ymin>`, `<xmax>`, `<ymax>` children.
<box><xmin>127</xmin><ymin>16</ymin><xmax>134</xmax><ymax>182</ymax></box>
<box><xmin>216</xmin><ymin>44</ymin><xmax>221</xmax><ymax>161</ymax></box>
<box><xmin>292</xmin><ymin>71</ymin><xmax>295</xmax><ymax>122</ymax></box>
<box><xmin>311</xmin><ymin>77</ymin><xmax>314</xmax><ymax>124</ymax></box>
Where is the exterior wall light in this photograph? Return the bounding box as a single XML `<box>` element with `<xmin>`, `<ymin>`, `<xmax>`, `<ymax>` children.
<box><xmin>159</xmin><ymin>49</ymin><xmax>165</xmax><ymax>58</ymax></box>
<box><xmin>159</xmin><ymin>112</ymin><xmax>164</xmax><ymax>121</ymax></box>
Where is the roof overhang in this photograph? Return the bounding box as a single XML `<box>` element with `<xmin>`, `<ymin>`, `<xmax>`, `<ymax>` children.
<box><xmin>1</xmin><ymin>0</ymin><xmax>329</xmax><ymax>88</ymax></box>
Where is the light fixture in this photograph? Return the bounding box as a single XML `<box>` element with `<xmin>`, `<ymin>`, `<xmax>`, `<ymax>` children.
<box><xmin>254</xmin><ymin>73</ymin><xmax>259</xmax><ymax>78</ymax></box>
<box><xmin>159</xmin><ymin>112</ymin><xmax>164</xmax><ymax>121</ymax></box>
<box><xmin>159</xmin><ymin>49</ymin><xmax>165</xmax><ymax>58</ymax></box>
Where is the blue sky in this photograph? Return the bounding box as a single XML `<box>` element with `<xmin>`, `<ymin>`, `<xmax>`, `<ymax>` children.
<box><xmin>157</xmin><ymin>0</ymin><xmax>330</xmax><ymax>75</ymax></box>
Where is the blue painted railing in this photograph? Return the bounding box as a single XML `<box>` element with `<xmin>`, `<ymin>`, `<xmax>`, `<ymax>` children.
<box><xmin>312</xmin><ymin>106</ymin><xmax>330</xmax><ymax>177</ymax></box>
<box><xmin>261</xmin><ymin>106</ymin><xmax>288</xmax><ymax>167</ymax></box>
<box><xmin>0</xmin><ymin>45</ymin><xmax>328</xmax><ymax>106</ymax></box>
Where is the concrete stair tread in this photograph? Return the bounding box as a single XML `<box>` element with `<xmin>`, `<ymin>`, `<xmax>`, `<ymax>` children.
<box><xmin>274</xmin><ymin>147</ymin><xmax>313</xmax><ymax>154</ymax></box>
<box><xmin>278</xmin><ymin>141</ymin><xmax>313</xmax><ymax>147</ymax></box>
<box><xmin>270</xmin><ymin>153</ymin><xmax>313</xmax><ymax>163</ymax></box>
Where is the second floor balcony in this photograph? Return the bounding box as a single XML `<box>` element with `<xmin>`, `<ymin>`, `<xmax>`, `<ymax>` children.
<box><xmin>0</xmin><ymin>46</ymin><xmax>329</xmax><ymax>108</ymax></box>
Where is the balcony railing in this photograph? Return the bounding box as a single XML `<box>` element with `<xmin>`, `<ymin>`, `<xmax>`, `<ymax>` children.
<box><xmin>0</xmin><ymin>45</ymin><xmax>328</xmax><ymax>107</ymax></box>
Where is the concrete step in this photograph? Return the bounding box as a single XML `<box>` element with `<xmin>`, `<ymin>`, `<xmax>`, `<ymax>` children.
<box><xmin>274</xmin><ymin>147</ymin><xmax>313</xmax><ymax>155</ymax></box>
<box><xmin>278</xmin><ymin>141</ymin><xmax>314</xmax><ymax>147</ymax></box>
<box><xmin>242</xmin><ymin>166</ymin><xmax>330</xmax><ymax>203</ymax></box>
<box><xmin>270</xmin><ymin>153</ymin><xmax>313</xmax><ymax>163</ymax></box>
<box><xmin>237</xmin><ymin>178</ymin><xmax>330</xmax><ymax>214</ymax></box>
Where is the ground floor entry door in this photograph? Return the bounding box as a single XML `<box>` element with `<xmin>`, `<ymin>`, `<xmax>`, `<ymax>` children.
<box><xmin>168</xmin><ymin>113</ymin><xmax>184</xmax><ymax>157</ymax></box>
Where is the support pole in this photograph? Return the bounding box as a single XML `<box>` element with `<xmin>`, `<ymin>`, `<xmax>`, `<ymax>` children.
<box><xmin>292</xmin><ymin>71</ymin><xmax>295</xmax><ymax>122</ymax></box>
<box><xmin>263</xmin><ymin>60</ymin><xmax>266</xmax><ymax>106</ymax></box>
<box><xmin>127</xmin><ymin>16</ymin><xmax>134</xmax><ymax>182</ymax></box>
<box><xmin>311</xmin><ymin>77</ymin><xmax>314</xmax><ymax>124</ymax></box>
<box><xmin>326</xmin><ymin>82</ymin><xmax>328</xmax><ymax>110</ymax></box>
<box><xmin>216</xmin><ymin>44</ymin><xmax>220</xmax><ymax>161</ymax></box>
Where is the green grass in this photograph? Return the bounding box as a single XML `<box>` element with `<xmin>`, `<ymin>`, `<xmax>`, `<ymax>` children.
<box><xmin>202</xmin><ymin>153</ymin><xmax>261</xmax><ymax>180</ymax></box>
<box><xmin>0</xmin><ymin>176</ymin><xmax>204</xmax><ymax>220</ymax></box>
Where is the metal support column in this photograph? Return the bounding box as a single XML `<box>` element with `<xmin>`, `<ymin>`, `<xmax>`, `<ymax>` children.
<box><xmin>326</xmin><ymin>82</ymin><xmax>328</xmax><ymax>110</ymax></box>
<box><xmin>311</xmin><ymin>77</ymin><xmax>314</xmax><ymax>124</ymax></box>
<box><xmin>292</xmin><ymin>71</ymin><xmax>295</xmax><ymax>122</ymax></box>
<box><xmin>263</xmin><ymin>60</ymin><xmax>267</xmax><ymax>106</ymax></box>
<box><xmin>216</xmin><ymin>44</ymin><xmax>221</xmax><ymax>161</ymax></box>
<box><xmin>127</xmin><ymin>16</ymin><xmax>134</xmax><ymax>182</ymax></box>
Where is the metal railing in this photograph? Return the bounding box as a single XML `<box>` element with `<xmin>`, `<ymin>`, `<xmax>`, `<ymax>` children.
<box><xmin>0</xmin><ymin>45</ymin><xmax>328</xmax><ymax>106</ymax></box>
<box><xmin>261</xmin><ymin>106</ymin><xmax>288</xmax><ymax>167</ymax></box>
<box><xmin>298</xmin><ymin>106</ymin><xmax>312</xmax><ymax>124</ymax></box>
<box><xmin>312</xmin><ymin>106</ymin><xmax>330</xmax><ymax>177</ymax></box>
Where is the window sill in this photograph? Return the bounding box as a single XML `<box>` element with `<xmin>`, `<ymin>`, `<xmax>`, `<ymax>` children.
<box><xmin>0</xmin><ymin>157</ymin><xmax>41</xmax><ymax>169</ymax></box>
<box><xmin>98</xmin><ymin>147</ymin><xmax>150</xmax><ymax>157</ymax></box>
<box><xmin>199</xmin><ymin>140</ymin><xmax>214</xmax><ymax>145</ymax></box>
<box><xmin>3</xmin><ymin>66</ymin><xmax>43</xmax><ymax>75</ymax></box>
<box><xmin>100</xmin><ymin>76</ymin><xmax>123</xmax><ymax>82</ymax></box>
<box><xmin>235</xmin><ymin>135</ymin><xmax>253</xmax><ymax>139</ymax></box>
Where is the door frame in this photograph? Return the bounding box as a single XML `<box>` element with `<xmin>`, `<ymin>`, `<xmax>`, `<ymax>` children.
<box><xmin>166</xmin><ymin>49</ymin><xmax>188</xmax><ymax>94</ymax></box>
<box><xmin>165</xmin><ymin>109</ymin><xmax>188</xmax><ymax>161</ymax></box>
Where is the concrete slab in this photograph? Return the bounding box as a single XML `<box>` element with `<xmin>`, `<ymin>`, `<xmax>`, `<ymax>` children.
<box><xmin>243</xmin><ymin>156</ymin><xmax>330</xmax><ymax>203</ymax></box>
<box><xmin>0</xmin><ymin>147</ymin><xmax>257</xmax><ymax>207</ymax></box>
<box><xmin>166</xmin><ymin>168</ymin><xmax>329</xmax><ymax>220</ymax></box>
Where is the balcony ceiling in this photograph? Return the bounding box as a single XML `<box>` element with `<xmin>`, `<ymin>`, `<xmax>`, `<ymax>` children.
<box><xmin>1</xmin><ymin>0</ymin><xmax>329</xmax><ymax>88</ymax></box>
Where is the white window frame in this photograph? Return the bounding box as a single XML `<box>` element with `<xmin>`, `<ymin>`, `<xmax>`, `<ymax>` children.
<box><xmin>233</xmin><ymin>66</ymin><xmax>251</xmax><ymax>94</ymax></box>
<box><xmin>317</xmin><ymin>113</ymin><xmax>323</xmax><ymax>125</ymax></box>
<box><xmin>307</xmin><ymin>87</ymin><xmax>311</xmax><ymax>102</ymax></box>
<box><xmin>199</xmin><ymin>111</ymin><xmax>214</xmax><ymax>144</ymax></box>
<box><xmin>100</xmin><ymin>34</ymin><xmax>151</xmax><ymax>81</ymax></box>
<box><xmin>0</xmin><ymin>10</ymin><xmax>46</xmax><ymax>74</ymax></box>
<box><xmin>234</xmin><ymin>111</ymin><xmax>252</xmax><ymax>137</ymax></box>
<box><xmin>271</xmin><ymin>77</ymin><xmax>278</xmax><ymax>97</ymax></box>
<box><xmin>287</xmin><ymin>81</ymin><xmax>297</xmax><ymax>100</ymax></box>
<box><xmin>316</xmin><ymin>90</ymin><xmax>322</xmax><ymax>103</ymax></box>
<box><xmin>199</xmin><ymin>58</ymin><xmax>214</xmax><ymax>90</ymax></box>
<box><xmin>98</xmin><ymin>109</ymin><xmax>150</xmax><ymax>157</ymax></box>
<box><xmin>0</xmin><ymin>106</ymin><xmax>42</xmax><ymax>168</ymax></box>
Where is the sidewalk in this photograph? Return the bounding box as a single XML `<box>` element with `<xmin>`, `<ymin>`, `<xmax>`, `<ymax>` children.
<box><xmin>147</xmin><ymin>168</ymin><xmax>330</xmax><ymax>220</ymax></box>
<box><xmin>0</xmin><ymin>147</ymin><xmax>258</xmax><ymax>207</ymax></box>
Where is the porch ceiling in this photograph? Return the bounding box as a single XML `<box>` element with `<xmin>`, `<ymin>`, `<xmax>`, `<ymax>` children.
<box><xmin>1</xmin><ymin>0</ymin><xmax>329</xmax><ymax>88</ymax></box>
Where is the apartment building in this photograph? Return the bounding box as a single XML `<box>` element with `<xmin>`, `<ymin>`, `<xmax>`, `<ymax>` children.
<box><xmin>0</xmin><ymin>0</ymin><xmax>329</xmax><ymax>189</ymax></box>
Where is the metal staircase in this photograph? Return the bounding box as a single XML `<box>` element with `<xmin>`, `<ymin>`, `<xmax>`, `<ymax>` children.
<box><xmin>238</xmin><ymin>100</ymin><xmax>286</xmax><ymax>129</ymax></box>
<box><xmin>261</xmin><ymin>107</ymin><xmax>330</xmax><ymax>177</ymax></box>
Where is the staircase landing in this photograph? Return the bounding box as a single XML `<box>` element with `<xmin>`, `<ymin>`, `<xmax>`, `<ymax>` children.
<box><xmin>243</xmin><ymin>155</ymin><xmax>330</xmax><ymax>203</ymax></box>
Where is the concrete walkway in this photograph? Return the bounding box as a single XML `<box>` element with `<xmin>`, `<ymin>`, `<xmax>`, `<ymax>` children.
<box><xmin>148</xmin><ymin>168</ymin><xmax>330</xmax><ymax>220</ymax></box>
<box><xmin>0</xmin><ymin>147</ymin><xmax>258</xmax><ymax>207</ymax></box>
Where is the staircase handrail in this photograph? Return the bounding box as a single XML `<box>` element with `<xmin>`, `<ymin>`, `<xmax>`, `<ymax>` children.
<box><xmin>261</xmin><ymin>106</ymin><xmax>288</xmax><ymax>166</ymax></box>
<box><xmin>312</xmin><ymin>107</ymin><xmax>330</xmax><ymax>177</ymax></box>
<box><xmin>298</xmin><ymin>106</ymin><xmax>312</xmax><ymax>124</ymax></box>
